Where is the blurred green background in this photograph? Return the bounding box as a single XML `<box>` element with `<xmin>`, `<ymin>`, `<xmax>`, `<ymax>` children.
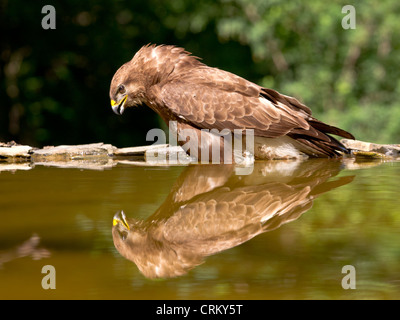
<box><xmin>1</xmin><ymin>0</ymin><xmax>399</xmax><ymax>148</ymax></box>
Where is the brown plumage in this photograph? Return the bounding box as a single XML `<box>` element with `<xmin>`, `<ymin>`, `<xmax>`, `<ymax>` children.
<box><xmin>112</xmin><ymin>160</ymin><xmax>354</xmax><ymax>278</ymax></box>
<box><xmin>110</xmin><ymin>44</ymin><xmax>355</xmax><ymax>160</ymax></box>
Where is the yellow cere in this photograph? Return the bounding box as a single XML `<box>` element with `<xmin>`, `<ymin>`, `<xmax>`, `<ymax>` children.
<box><xmin>113</xmin><ymin>217</ymin><xmax>130</xmax><ymax>230</ymax></box>
<box><xmin>113</xmin><ymin>218</ymin><xmax>119</xmax><ymax>226</ymax></box>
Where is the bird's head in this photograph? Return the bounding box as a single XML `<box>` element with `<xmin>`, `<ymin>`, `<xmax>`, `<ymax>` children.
<box><xmin>112</xmin><ymin>211</ymin><xmax>148</xmax><ymax>262</ymax></box>
<box><xmin>111</xmin><ymin>210</ymin><xmax>204</xmax><ymax>279</ymax></box>
<box><xmin>109</xmin><ymin>62</ymin><xmax>146</xmax><ymax>115</ymax></box>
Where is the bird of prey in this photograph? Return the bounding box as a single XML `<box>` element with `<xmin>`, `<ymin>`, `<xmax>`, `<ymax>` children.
<box><xmin>112</xmin><ymin>160</ymin><xmax>354</xmax><ymax>279</ymax></box>
<box><xmin>110</xmin><ymin>44</ymin><xmax>355</xmax><ymax>161</ymax></box>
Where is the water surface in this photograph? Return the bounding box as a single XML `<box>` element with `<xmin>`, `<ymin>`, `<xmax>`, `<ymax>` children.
<box><xmin>0</xmin><ymin>159</ymin><xmax>399</xmax><ymax>299</ymax></box>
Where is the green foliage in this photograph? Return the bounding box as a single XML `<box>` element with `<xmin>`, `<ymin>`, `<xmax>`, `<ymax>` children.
<box><xmin>1</xmin><ymin>0</ymin><xmax>399</xmax><ymax>146</ymax></box>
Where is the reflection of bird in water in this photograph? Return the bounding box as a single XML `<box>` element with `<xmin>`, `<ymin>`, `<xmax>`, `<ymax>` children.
<box><xmin>112</xmin><ymin>160</ymin><xmax>354</xmax><ymax>279</ymax></box>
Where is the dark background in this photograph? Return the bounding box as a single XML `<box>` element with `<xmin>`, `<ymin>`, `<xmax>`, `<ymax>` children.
<box><xmin>1</xmin><ymin>0</ymin><xmax>399</xmax><ymax>148</ymax></box>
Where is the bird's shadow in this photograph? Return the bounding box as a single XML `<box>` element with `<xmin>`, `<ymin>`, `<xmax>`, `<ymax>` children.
<box><xmin>112</xmin><ymin>159</ymin><xmax>354</xmax><ymax>279</ymax></box>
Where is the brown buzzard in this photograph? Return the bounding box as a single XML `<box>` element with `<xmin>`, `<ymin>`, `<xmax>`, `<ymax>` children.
<box><xmin>112</xmin><ymin>161</ymin><xmax>354</xmax><ymax>278</ymax></box>
<box><xmin>110</xmin><ymin>44</ymin><xmax>355</xmax><ymax>160</ymax></box>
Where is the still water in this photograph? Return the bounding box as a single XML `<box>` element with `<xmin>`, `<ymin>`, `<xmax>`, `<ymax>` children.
<box><xmin>0</xmin><ymin>159</ymin><xmax>399</xmax><ymax>299</ymax></box>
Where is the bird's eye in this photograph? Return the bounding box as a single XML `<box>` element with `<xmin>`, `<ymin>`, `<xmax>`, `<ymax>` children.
<box><xmin>117</xmin><ymin>84</ymin><xmax>126</xmax><ymax>94</ymax></box>
<box><xmin>120</xmin><ymin>231</ymin><xmax>128</xmax><ymax>241</ymax></box>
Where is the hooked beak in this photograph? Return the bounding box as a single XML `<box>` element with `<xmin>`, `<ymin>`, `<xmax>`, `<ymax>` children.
<box><xmin>111</xmin><ymin>95</ymin><xmax>127</xmax><ymax>115</ymax></box>
<box><xmin>113</xmin><ymin>211</ymin><xmax>130</xmax><ymax>230</ymax></box>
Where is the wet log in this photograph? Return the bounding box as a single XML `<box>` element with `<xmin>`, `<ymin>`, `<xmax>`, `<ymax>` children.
<box><xmin>0</xmin><ymin>143</ymin><xmax>33</xmax><ymax>162</ymax></box>
<box><xmin>31</xmin><ymin>143</ymin><xmax>116</xmax><ymax>162</ymax></box>
<box><xmin>341</xmin><ymin>139</ymin><xmax>400</xmax><ymax>159</ymax></box>
<box><xmin>0</xmin><ymin>139</ymin><xmax>399</xmax><ymax>170</ymax></box>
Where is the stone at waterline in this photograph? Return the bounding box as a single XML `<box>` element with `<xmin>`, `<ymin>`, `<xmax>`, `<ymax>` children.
<box><xmin>341</xmin><ymin>139</ymin><xmax>400</xmax><ymax>159</ymax></box>
<box><xmin>30</xmin><ymin>143</ymin><xmax>116</xmax><ymax>162</ymax></box>
<box><xmin>0</xmin><ymin>142</ymin><xmax>33</xmax><ymax>162</ymax></box>
<box><xmin>1</xmin><ymin>139</ymin><xmax>400</xmax><ymax>165</ymax></box>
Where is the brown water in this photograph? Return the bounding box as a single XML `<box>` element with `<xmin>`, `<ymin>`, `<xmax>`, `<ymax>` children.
<box><xmin>0</xmin><ymin>159</ymin><xmax>399</xmax><ymax>299</ymax></box>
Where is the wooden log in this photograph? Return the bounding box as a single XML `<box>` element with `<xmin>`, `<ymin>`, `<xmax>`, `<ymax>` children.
<box><xmin>31</xmin><ymin>143</ymin><xmax>115</xmax><ymax>162</ymax></box>
<box><xmin>0</xmin><ymin>145</ymin><xmax>32</xmax><ymax>162</ymax></box>
<box><xmin>341</xmin><ymin>139</ymin><xmax>400</xmax><ymax>159</ymax></box>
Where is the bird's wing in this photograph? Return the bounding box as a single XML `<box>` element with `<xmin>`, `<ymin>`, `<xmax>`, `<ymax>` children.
<box><xmin>161</xmin><ymin>67</ymin><xmax>317</xmax><ymax>138</ymax></box>
<box><xmin>160</xmin><ymin>67</ymin><xmax>354</xmax><ymax>156</ymax></box>
<box><xmin>161</xmin><ymin>183</ymin><xmax>312</xmax><ymax>255</ymax></box>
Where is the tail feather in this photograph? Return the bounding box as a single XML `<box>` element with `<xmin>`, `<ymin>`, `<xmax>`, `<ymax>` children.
<box><xmin>260</xmin><ymin>87</ymin><xmax>355</xmax><ymax>158</ymax></box>
<box><xmin>308</xmin><ymin>119</ymin><xmax>355</xmax><ymax>140</ymax></box>
<box><xmin>291</xmin><ymin>135</ymin><xmax>344</xmax><ymax>157</ymax></box>
<box><xmin>289</xmin><ymin>119</ymin><xmax>355</xmax><ymax>157</ymax></box>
